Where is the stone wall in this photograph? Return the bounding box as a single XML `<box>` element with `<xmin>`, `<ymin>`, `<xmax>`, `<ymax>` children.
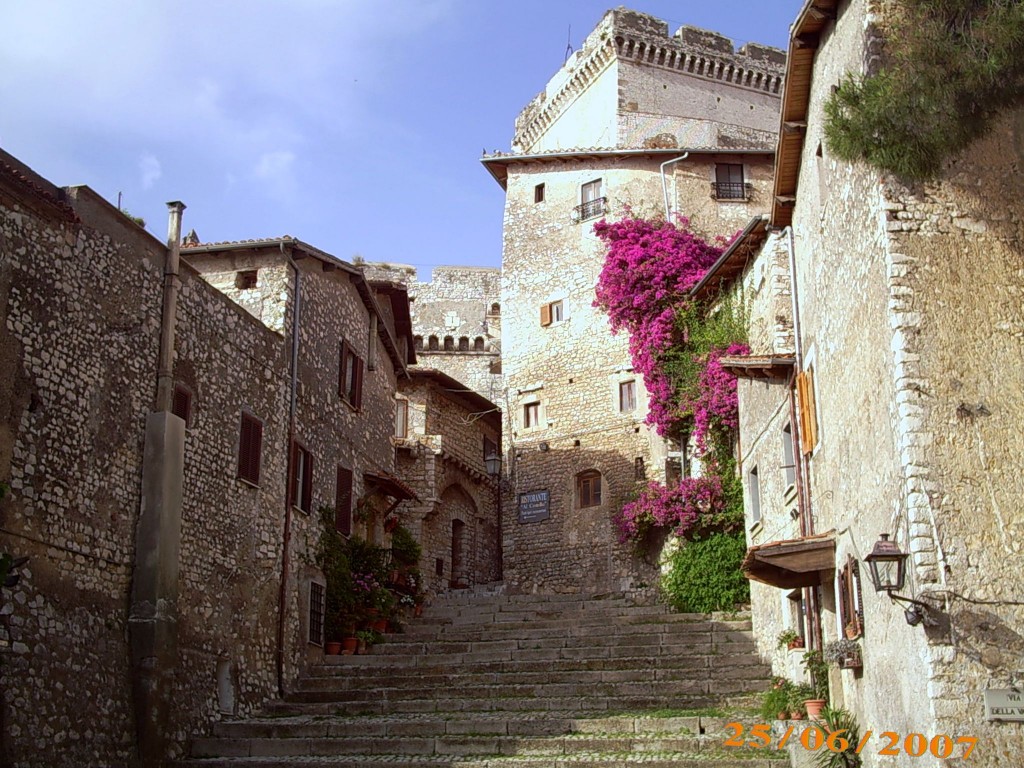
<box><xmin>499</xmin><ymin>150</ymin><xmax>775</xmax><ymax>594</ymax></box>
<box><xmin>0</xmin><ymin>156</ymin><xmax>411</xmax><ymax>765</ymax></box>
<box><xmin>513</xmin><ymin>8</ymin><xmax>785</xmax><ymax>153</ymax></box>
<box><xmin>735</xmin><ymin>0</ymin><xmax>1024</xmax><ymax>760</ymax></box>
<box><xmin>395</xmin><ymin>370</ymin><xmax>501</xmax><ymax>596</ymax></box>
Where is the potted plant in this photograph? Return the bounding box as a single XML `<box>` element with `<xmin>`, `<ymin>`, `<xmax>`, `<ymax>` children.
<box><xmin>801</xmin><ymin>649</ymin><xmax>830</xmax><ymax>720</ymax></box>
<box><xmin>759</xmin><ymin>677</ymin><xmax>794</xmax><ymax>721</ymax></box>
<box><xmin>776</xmin><ymin>628</ymin><xmax>805</xmax><ymax>651</ymax></box>
<box><xmin>813</xmin><ymin>706</ymin><xmax>864</xmax><ymax>767</ymax></box>
<box><xmin>788</xmin><ymin>683</ymin><xmax>813</xmax><ymax>720</ymax></box>
<box><xmin>824</xmin><ymin>638</ymin><xmax>863</xmax><ymax>670</ymax></box>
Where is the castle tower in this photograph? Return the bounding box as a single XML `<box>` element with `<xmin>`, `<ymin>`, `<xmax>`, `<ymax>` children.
<box><xmin>482</xmin><ymin>9</ymin><xmax>785</xmax><ymax>594</ymax></box>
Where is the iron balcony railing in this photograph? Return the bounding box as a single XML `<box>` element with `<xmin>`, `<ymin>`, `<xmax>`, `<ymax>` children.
<box><xmin>711</xmin><ymin>181</ymin><xmax>753</xmax><ymax>201</ymax></box>
<box><xmin>573</xmin><ymin>196</ymin><xmax>607</xmax><ymax>223</ymax></box>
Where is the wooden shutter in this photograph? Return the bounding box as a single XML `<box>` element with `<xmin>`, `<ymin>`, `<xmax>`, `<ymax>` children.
<box><xmin>353</xmin><ymin>355</ymin><xmax>364</xmax><ymax>409</ymax></box>
<box><xmin>172</xmin><ymin>384</ymin><xmax>192</xmax><ymax>426</ymax></box>
<box><xmin>238</xmin><ymin>413</ymin><xmax>262</xmax><ymax>485</ymax></box>
<box><xmin>540</xmin><ymin>303</ymin><xmax>552</xmax><ymax>327</ymax></box>
<box><xmin>335</xmin><ymin>465</ymin><xmax>353</xmax><ymax>536</ymax></box>
<box><xmin>288</xmin><ymin>441</ymin><xmax>299</xmax><ymax>507</ymax></box>
<box><xmin>301</xmin><ymin>450</ymin><xmax>314</xmax><ymax>513</ymax></box>
<box><xmin>796</xmin><ymin>369</ymin><xmax>818</xmax><ymax>454</ymax></box>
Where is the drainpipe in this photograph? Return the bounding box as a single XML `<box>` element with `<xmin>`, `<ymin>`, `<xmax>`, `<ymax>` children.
<box><xmin>660</xmin><ymin>153</ymin><xmax>689</xmax><ymax>222</ymax></box>
<box><xmin>155</xmin><ymin>202</ymin><xmax>186</xmax><ymax>411</ymax></box>
<box><xmin>784</xmin><ymin>225</ymin><xmax>823</xmax><ymax>649</ymax></box>
<box><xmin>275</xmin><ymin>243</ymin><xmax>301</xmax><ymax>696</ymax></box>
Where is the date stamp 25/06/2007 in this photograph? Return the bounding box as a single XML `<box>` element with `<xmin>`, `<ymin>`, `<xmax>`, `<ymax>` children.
<box><xmin>724</xmin><ymin>722</ymin><xmax>979</xmax><ymax>760</ymax></box>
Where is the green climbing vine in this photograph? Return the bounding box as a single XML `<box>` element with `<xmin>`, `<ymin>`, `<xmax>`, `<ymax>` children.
<box><xmin>824</xmin><ymin>0</ymin><xmax>1024</xmax><ymax>180</ymax></box>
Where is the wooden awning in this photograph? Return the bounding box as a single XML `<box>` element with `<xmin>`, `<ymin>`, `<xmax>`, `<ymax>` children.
<box><xmin>364</xmin><ymin>471</ymin><xmax>418</xmax><ymax>502</ymax></box>
<box><xmin>742</xmin><ymin>531</ymin><xmax>835</xmax><ymax>588</ymax></box>
<box><xmin>720</xmin><ymin>355</ymin><xmax>795</xmax><ymax>381</ymax></box>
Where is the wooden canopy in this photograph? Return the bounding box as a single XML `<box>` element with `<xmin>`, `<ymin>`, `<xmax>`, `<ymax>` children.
<box><xmin>742</xmin><ymin>531</ymin><xmax>836</xmax><ymax>588</ymax></box>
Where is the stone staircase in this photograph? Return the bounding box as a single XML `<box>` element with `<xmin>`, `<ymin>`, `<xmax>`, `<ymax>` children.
<box><xmin>182</xmin><ymin>590</ymin><xmax>783</xmax><ymax>766</ymax></box>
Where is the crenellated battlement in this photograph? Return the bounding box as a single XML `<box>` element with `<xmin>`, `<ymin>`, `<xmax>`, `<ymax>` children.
<box><xmin>511</xmin><ymin>8</ymin><xmax>786</xmax><ymax>153</ymax></box>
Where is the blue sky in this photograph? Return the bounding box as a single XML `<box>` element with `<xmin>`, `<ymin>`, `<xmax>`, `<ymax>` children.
<box><xmin>0</xmin><ymin>1</ymin><xmax>803</xmax><ymax>280</ymax></box>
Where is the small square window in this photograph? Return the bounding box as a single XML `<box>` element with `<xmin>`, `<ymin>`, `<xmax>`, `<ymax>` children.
<box><xmin>540</xmin><ymin>299</ymin><xmax>566</xmax><ymax>326</ymax></box>
<box><xmin>748</xmin><ymin>465</ymin><xmax>761</xmax><ymax>526</ymax></box>
<box><xmin>237</xmin><ymin>413</ymin><xmax>263</xmax><ymax>486</ymax></box>
<box><xmin>619</xmin><ymin>380</ymin><xmax>636</xmax><ymax>412</ymax></box>
<box><xmin>395</xmin><ymin>399</ymin><xmax>408</xmax><ymax>438</ymax></box>
<box><xmin>534</xmin><ymin>183</ymin><xmax>545</xmax><ymax>203</ymax></box>
<box><xmin>290</xmin><ymin>442</ymin><xmax>314</xmax><ymax>514</ymax></box>
<box><xmin>714</xmin><ymin>164</ymin><xmax>747</xmax><ymax>200</ymax></box>
<box><xmin>577</xmin><ymin>471</ymin><xmax>602</xmax><ymax>508</ymax></box>
<box><xmin>523</xmin><ymin>402</ymin><xmax>540</xmax><ymax>429</ymax></box>
<box><xmin>234</xmin><ymin>270</ymin><xmax>258</xmax><ymax>290</ymax></box>
<box><xmin>172</xmin><ymin>383</ymin><xmax>192</xmax><ymax>426</ymax></box>
<box><xmin>309</xmin><ymin>582</ymin><xmax>325</xmax><ymax>646</ymax></box>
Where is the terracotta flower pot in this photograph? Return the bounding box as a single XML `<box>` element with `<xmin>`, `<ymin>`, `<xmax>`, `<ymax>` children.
<box><xmin>804</xmin><ymin>699</ymin><xmax>827</xmax><ymax>720</ymax></box>
<box><xmin>371</xmin><ymin>618</ymin><xmax>388</xmax><ymax>633</ymax></box>
<box><xmin>341</xmin><ymin>637</ymin><xmax>357</xmax><ymax>655</ymax></box>
<box><xmin>325</xmin><ymin>641</ymin><xmax>342</xmax><ymax>655</ymax></box>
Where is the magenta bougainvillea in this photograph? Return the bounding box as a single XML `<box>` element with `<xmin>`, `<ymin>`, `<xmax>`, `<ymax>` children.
<box><xmin>594</xmin><ymin>214</ymin><xmax>746</xmax><ymax>543</ymax></box>
<box><xmin>593</xmin><ymin>215</ymin><xmax>724</xmax><ymax>438</ymax></box>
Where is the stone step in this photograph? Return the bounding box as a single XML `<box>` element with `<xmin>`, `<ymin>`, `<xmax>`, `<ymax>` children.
<box><xmin>181</xmin><ymin>756</ymin><xmax>782</xmax><ymax>767</ymax></box>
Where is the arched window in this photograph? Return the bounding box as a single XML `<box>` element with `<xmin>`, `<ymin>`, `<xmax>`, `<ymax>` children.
<box><xmin>473</xmin><ymin>337</ymin><xmax>485</xmax><ymax>352</ymax></box>
<box><xmin>458</xmin><ymin>336</ymin><xmax>469</xmax><ymax>352</ymax></box>
<box><xmin>576</xmin><ymin>470</ymin><xmax>602</xmax><ymax>508</ymax></box>
<box><xmin>413</xmin><ymin>335</ymin><xmax>423</xmax><ymax>350</ymax></box>
<box><xmin>428</xmin><ymin>335</ymin><xmax>439</xmax><ymax>351</ymax></box>
<box><xmin>443</xmin><ymin>336</ymin><xmax>455</xmax><ymax>351</ymax></box>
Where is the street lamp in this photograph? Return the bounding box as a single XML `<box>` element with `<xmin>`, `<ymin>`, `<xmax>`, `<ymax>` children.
<box><xmin>864</xmin><ymin>533</ymin><xmax>908</xmax><ymax>593</ymax></box>
<box><xmin>864</xmin><ymin>533</ymin><xmax>933</xmax><ymax>627</ymax></box>
<box><xmin>485</xmin><ymin>453</ymin><xmax>502</xmax><ymax>478</ymax></box>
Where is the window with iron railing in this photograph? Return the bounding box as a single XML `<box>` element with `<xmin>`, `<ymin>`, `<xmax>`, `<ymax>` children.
<box><xmin>712</xmin><ymin>163</ymin><xmax>751</xmax><ymax>201</ymax></box>
<box><xmin>574</xmin><ymin>196</ymin><xmax>607</xmax><ymax>222</ymax></box>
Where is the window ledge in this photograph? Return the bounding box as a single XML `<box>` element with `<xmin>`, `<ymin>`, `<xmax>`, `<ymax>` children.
<box><xmin>237</xmin><ymin>477</ymin><xmax>260</xmax><ymax>490</ymax></box>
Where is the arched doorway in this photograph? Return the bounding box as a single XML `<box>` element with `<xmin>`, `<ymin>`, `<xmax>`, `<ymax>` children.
<box><xmin>451</xmin><ymin>519</ymin><xmax>468</xmax><ymax>589</ymax></box>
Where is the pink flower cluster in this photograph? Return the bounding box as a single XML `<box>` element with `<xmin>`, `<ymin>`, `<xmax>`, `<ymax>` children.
<box><xmin>353</xmin><ymin>573</ymin><xmax>379</xmax><ymax>592</ymax></box>
<box><xmin>690</xmin><ymin>342</ymin><xmax>750</xmax><ymax>451</ymax></box>
<box><xmin>614</xmin><ymin>475</ymin><xmax>725</xmax><ymax>543</ymax></box>
<box><xmin>593</xmin><ymin>215</ymin><xmax>723</xmax><ymax>437</ymax></box>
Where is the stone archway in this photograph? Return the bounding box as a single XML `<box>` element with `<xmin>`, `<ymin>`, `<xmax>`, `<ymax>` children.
<box><xmin>438</xmin><ymin>484</ymin><xmax>477</xmax><ymax>591</ymax></box>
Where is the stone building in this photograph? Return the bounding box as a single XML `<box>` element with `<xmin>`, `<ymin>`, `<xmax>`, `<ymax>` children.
<box><xmin>703</xmin><ymin>0</ymin><xmax>1024</xmax><ymax>763</ymax></box>
<box><xmin>481</xmin><ymin>8</ymin><xmax>785</xmax><ymax>594</ymax></box>
<box><xmin>394</xmin><ymin>367</ymin><xmax>502</xmax><ymax>595</ymax></box>
<box><xmin>0</xmin><ymin>149</ymin><xmax>416</xmax><ymax>766</ymax></box>
<box><xmin>364</xmin><ymin>262</ymin><xmax>502</xmax><ymax>403</ymax></box>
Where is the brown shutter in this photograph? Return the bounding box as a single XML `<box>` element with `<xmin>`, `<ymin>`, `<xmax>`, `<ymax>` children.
<box><xmin>540</xmin><ymin>303</ymin><xmax>552</xmax><ymax>327</ymax></box>
<box><xmin>288</xmin><ymin>441</ymin><xmax>298</xmax><ymax>507</ymax></box>
<box><xmin>172</xmin><ymin>384</ymin><xmax>191</xmax><ymax>425</ymax></box>
<box><xmin>302</xmin><ymin>451</ymin><xmax>314</xmax><ymax>513</ymax></box>
<box><xmin>353</xmin><ymin>356</ymin><xmax>364</xmax><ymax>409</ymax></box>
<box><xmin>338</xmin><ymin>341</ymin><xmax>346</xmax><ymax>398</ymax></box>
<box><xmin>238</xmin><ymin>413</ymin><xmax>262</xmax><ymax>484</ymax></box>
<box><xmin>796</xmin><ymin>370</ymin><xmax>817</xmax><ymax>454</ymax></box>
<box><xmin>336</xmin><ymin>466</ymin><xmax>353</xmax><ymax>536</ymax></box>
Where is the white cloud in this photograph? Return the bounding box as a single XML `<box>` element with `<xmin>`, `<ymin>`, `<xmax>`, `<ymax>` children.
<box><xmin>138</xmin><ymin>154</ymin><xmax>161</xmax><ymax>190</ymax></box>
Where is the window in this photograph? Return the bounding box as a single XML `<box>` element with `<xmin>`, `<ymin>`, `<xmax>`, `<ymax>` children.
<box><xmin>237</xmin><ymin>413</ymin><xmax>263</xmax><ymax>486</ymax></box>
<box><xmin>458</xmin><ymin>336</ymin><xmax>469</xmax><ymax>352</ymax></box>
<box><xmin>713</xmin><ymin>164</ymin><xmax>747</xmax><ymax>200</ymax></box>
<box><xmin>489</xmin><ymin>302</ymin><xmax>500</xmax><ymax>315</ymax></box>
<box><xmin>634</xmin><ymin>457</ymin><xmax>646</xmax><ymax>481</ymax></box>
<box><xmin>577</xmin><ymin>470</ymin><xmax>602</xmax><ymax>508</ymax></box>
<box><xmin>172</xmin><ymin>383</ymin><xmax>192</xmax><ymax>426</ymax></box>
<box><xmin>523</xmin><ymin>402</ymin><xmax>540</xmax><ymax>429</ymax></box>
<box><xmin>443</xmin><ymin>336</ymin><xmax>454</xmax><ymax>351</ymax></box>
<box><xmin>289</xmin><ymin>442</ymin><xmax>314</xmax><ymax>513</ymax></box>
<box><xmin>782</xmin><ymin>423</ymin><xmax>796</xmax><ymax>490</ymax></box>
<box><xmin>428</xmin><ymin>335</ymin><xmax>439</xmax><ymax>351</ymax></box>
<box><xmin>787</xmin><ymin>589</ymin><xmax>808</xmax><ymax>644</ymax></box>
<box><xmin>483</xmin><ymin>436</ymin><xmax>498</xmax><ymax>461</ymax></box>
<box><xmin>309</xmin><ymin>582</ymin><xmax>325</xmax><ymax>645</ymax></box>
<box><xmin>838</xmin><ymin>556</ymin><xmax>864</xmax><ymax>639</ymax></box>
<box><xmin>575</xmin><ymin>178</ymin><xmax>605</xmax><ymax>222</ymax></box>
<box><xmin>540</xmin><ymin>299</ymin><xmax>566</xmax><ymax>326</ymax></box>
<box><xmin>748</xmin><ymin>465</ymin><xmax>761</xmax><ymax>526</ymax></box>
<box><xmin>339</xmin><ymin>340</ymin><xmax>364</xmax><ymax>409</ymax></box>
<box><xmin>619</xmin><ymin>380</ymin><xmax>637</xmax><ymax>412</ymax></box>
<box><xmin>335</xmin><ymin>465</ymin><xmax>353</xmax><ymax>536</ymax></box>
<box><xmin>234</xmin><ymin>269</ymin><xmax>258</xmax><ymax>289</ymax></box>
<box><xmin>395</xmin><ymin>399</ymin><xmax>408</xmax><ymax>438</ymax></box>
<box><xmin>796</xmin><ymin>367</ymin><xmax>818</xmax><ymax>454</ymax></box>
<box><xmin>534</xmin><ymin>183</ymin><xmax>545</xmax><ymax>203</ymax></box>
<box><xmin>473</xmin><ymin>337</ymin><xmax>485</xmax><ymax>352</ymax></box>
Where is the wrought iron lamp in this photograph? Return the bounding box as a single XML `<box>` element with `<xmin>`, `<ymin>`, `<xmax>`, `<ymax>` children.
<box><xmin>864</xmin><ymin>533</ymin><xmax>934</xmax><ymax>626</ymax></box>
<box><xmin>485</xmin><ymin>453</ymin><xmax>501</xmax><ymax>478</ymax></box>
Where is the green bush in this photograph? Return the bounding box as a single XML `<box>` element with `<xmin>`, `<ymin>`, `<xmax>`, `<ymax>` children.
<box><xmin>390</xmin><ymin>524</ymin><xmax>422</xmax><ymax>568</ymax></box>
<box><xmin>661</xmin><ymin>531</ymin><xmax>749</xmax><ymax>613</ymax></box>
